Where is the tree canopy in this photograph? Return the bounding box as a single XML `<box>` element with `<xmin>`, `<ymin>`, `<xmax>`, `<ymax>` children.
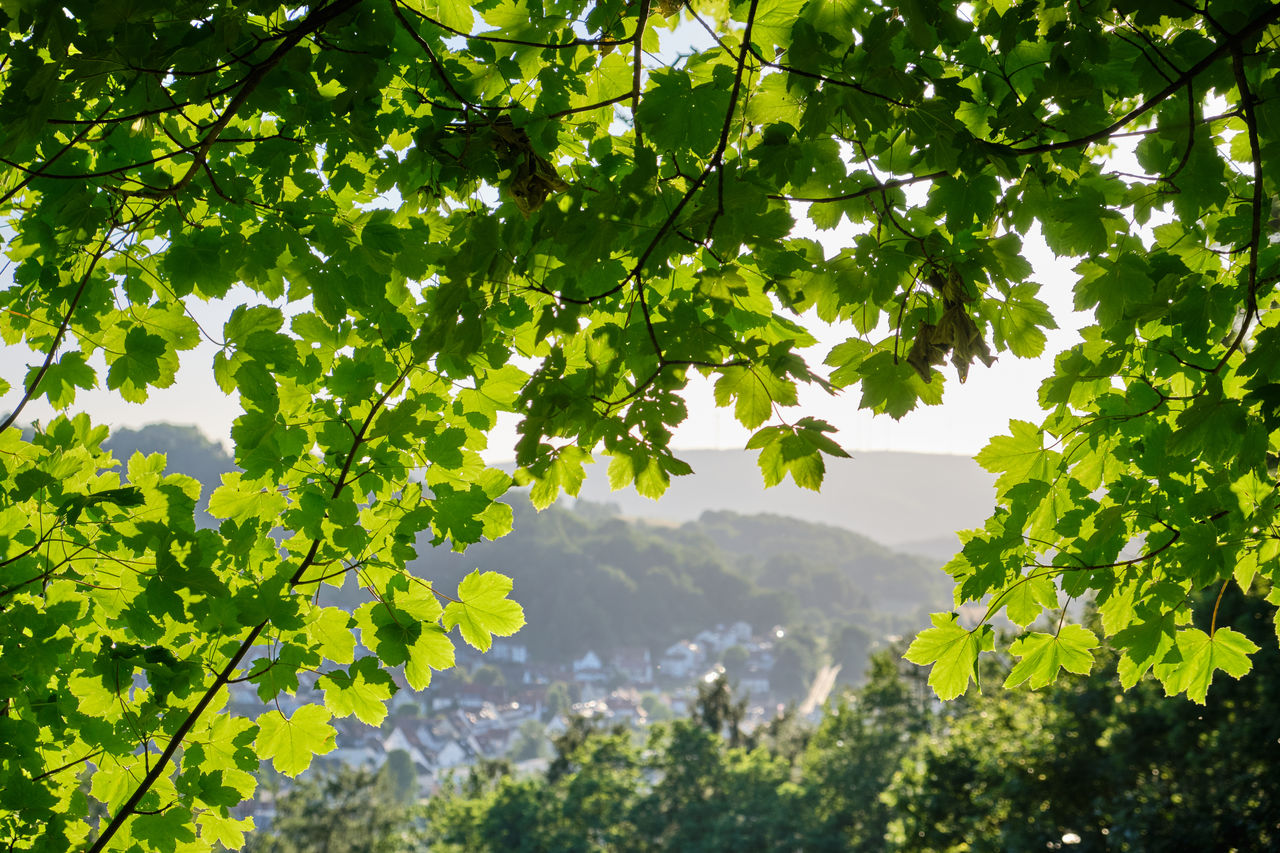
<box><xmin>2</xmin><ymin>0</ymin><xmax>1280</xmax><ymax>848</ymax></box>
<box><xmin>429</xmin><ymin>620</ymin><xmax>1280</xmax><ymax>853</ymax></box>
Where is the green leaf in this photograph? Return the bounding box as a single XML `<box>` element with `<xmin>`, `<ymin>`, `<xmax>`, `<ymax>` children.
<box><xmin>904</xmin><ymin>613</ymin><xmax>994</xmax><ymax>700</ymax></box>
<box><xmin>1004</xmin><ymin>624</ymin><xmax>1098</xmax><ymax>689</ymax></box>
<box><xmin>529</xmin><ymin>446</ymin><xmax>591</xmax><ymax>509</ymax></box>
<box><xmin>37</xmin><ymin>351</ymin><xmax>96</xmax><ymax>407</ymax></box>
<box><xmin>105</xmin><ymin>327</ymin><xmax>172</xmax><ymax>402</ymax></box>
<box><xmin>208</xmin><ymin>472</ymin><xmax>287</xmax><ymax>524</ymax></box>
<box><xmin>1002</xmin><ymin>575</ymin><xmax>1058</xmax><ymax>629</ymax></box>
<box><xmin>412</xmin><ymin>0</ymin><xmax>474</xmax><ymax>31</ymax></box>
<box><xmin>858</xmin><ymin>349</ymin><xmax>943</xmax><ymax>419</ymax></box>
<box><xmin>634</xmin><ymin>69</ymin><xmax>729</xmax><ymax>154</ymax></box>
<box><xmin>405</xmin><ymin>623</ymin><xmax>457</xmax><ymax>690</ymax></box>
<box><xmin>256</xmin><ymin>705</ymin><xmax>337</xmax><ymax>777</ymax></box>
<box><xmin>975</xmin><ymin>420</ymin><xmax>1056</xmax><ymax>493</ymax></box>
<box><xmin>133</xmin><ymin>806</ymin><xmax>196</xmax><ymax>847</ymax></box>
<box><xmin>1114</xmin><ymin>610</ymin><xmax>1178</xmax><ymax>689</ymax></box>
<box><xmin>746</xmin><ymin>419</ymin><xmax>847</xmax><ymax>491</ymax></box>
<box><xmin>714</xmin><ymin>366</ymin><xmax>776</xmax><ymax>430</ymax></box>
<box><xmin>1155</xmin><ymin>628</ymin><xmax>1259</xmax><ymax>705</ymax></box>
<box><xmin>198</xmin><ymin>811</ymin><xmax>252</xmax><ymax>850</ymax></box>
<box><xmin>442</xmin><ymin>569</ymin><xmax>526</xmax><ymax>652</ymax></box>
<box><xmin>318</xmin><ymin>657</ymin><xmax>395</xmax><ymax>726</ymax></box>
<box><xmin>306</xmin><ymin>606</ymin><xmax>356</xmax><ymax>665</ymax></box>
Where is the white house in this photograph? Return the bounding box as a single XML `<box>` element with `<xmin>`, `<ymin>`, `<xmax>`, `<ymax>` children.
<box><xmin>694</xmin><ymin>628</ymin><xmax>723</xmax><ymax>654</ymax></box>
<box><xmin>383</xmin><ymin>727</ymin><xmax>432</xmax><ymax>773</ymax></box>
<box><xmin>489</xmin><ymin>640</ymin><xmax>529</xmax><ymax>664</ymax></box>
<box><xmin>659</xmin><ymin>641</ymin><xmax>701</xmax><ymax>679</ymax></box>
<box><xmin>434</xmin><ymin>738</ymin><xmax>470</xmax><ymax>769</ymax></box>
<box><xmin>572</xmin><ymin>650</ymin><xmax>607</xmax><ymax>683</ymax></box>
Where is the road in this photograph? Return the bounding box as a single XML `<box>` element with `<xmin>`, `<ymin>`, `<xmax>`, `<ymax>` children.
<box><xmin>798</xmin><ymin>663</ymin><xmax>842</xmax><ymax>716</ymax></box>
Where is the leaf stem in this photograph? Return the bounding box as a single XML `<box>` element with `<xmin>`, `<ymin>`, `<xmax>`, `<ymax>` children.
<box><xmin>1210</xmin><ymin>579</ymin><xmax>1230</xmax><ymax>636</ymax></box>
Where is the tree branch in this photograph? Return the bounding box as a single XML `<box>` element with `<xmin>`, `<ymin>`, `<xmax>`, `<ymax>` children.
<box><xmin>1</xmin><ymin>236</ymin><xmax>113</xmax><ymax>433</ymax></box>
<box><xmin>132</xmin><ymin>0</ymin><xmax>365</xmax><ymax>199</ymax></box>
<box><xmin>86</xmin><ymin>358</ymin><xmax>414</xmax><ymax>852</ymax></box>
<box><xmin>1215</xmin><ymin>44</ymin><xmax>1264</xmax><ymax>372</ymax></box>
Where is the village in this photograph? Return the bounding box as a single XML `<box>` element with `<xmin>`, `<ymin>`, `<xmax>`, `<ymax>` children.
<box><xmin>230</xmin><ymin>621</ymin><xmax>812</xmax><ymax>806</ymax></box>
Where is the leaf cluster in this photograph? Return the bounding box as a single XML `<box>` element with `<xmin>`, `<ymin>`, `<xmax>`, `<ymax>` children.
<box><xmin>4</xmin><ymin>0</ymin><xmax>1280</xmax><ymax>847</ymax></box>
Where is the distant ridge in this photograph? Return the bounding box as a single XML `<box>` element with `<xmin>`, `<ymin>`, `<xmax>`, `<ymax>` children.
<box><xmin>567</xmin><ymin>448</ymin><xmax>996</xmax><ymax>551</ymax></box>
<box><xmin>101</xmin><ymin>424</ymin><xmax>997</xmax><ymax>555</ymax></box>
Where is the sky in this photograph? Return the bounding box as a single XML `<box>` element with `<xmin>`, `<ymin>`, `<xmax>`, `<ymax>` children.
<box><xmin>666</xmin><ymin>222</ymin><xmax>1090</xmax><ymax>456</ymax></box>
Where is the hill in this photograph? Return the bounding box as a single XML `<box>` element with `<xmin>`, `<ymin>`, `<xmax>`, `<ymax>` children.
<box><xmin>101</xmin><ymin>423</ymin><xmax>996</xmax><ymax>554</ymax></box>
<box><xmin>406</xmin><ymin>501</ymin><xmax>950</xmax><ymax>663</ymax></box>
<box><xmin>565</xmin><ymin>448</ymin><xmax>995</xmax><ymax>553</ymax></box>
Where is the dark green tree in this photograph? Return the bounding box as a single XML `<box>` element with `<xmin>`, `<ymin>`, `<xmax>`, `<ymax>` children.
<box><xmin>470</xmin><ymin>664</ymin><xmax>507</xmax><ymax>691</ymax></box>
<box><xmin>720</xmin><ymin>644</ymin><xmax>750</xmax><ymax>681</ymax></box>
<box><xmin>380</xmin><ymin>749</ymin><xmax>419</xmax><ymax>807</ymax></box>
<box><xmin>543</xmin><ymin>682</ymin><xmax>573</xmax><ymax>723</ymax></box>
<box><xmin>428</xmin><ymin>619</ymin><xmax>1280</xmax><ymax>851</ymax></box>
<box><xmin>432</xmin><ymin>722</ymin><xmax>641</xmax><ymax>853</ymax></box>
<box><xmin>886</xmin><ymin>592</ymin><xmax>1280</xmax><ymax>851</ymax></box>
<box><xmin>793</xmin><ymin>651</ymin><xmax>930</xmax><ymax>851</ymax></box>
<box><xmin>633</xmin><ymin>722</ymin><xmax>802</xmax><ymax>853</ymax></box>
<box><xmin>507</xmin><ymin>719</ymin><xmax>551</xmax><ymax>762</ymax></box>
<box><xmin>832</xmin><ymin>624</ymin><xmax>873</xmax><ymax>686</ymax></box>
<box><xmin>770</xmin><ymin>634</ymin><xmax>818</xmax><ymax>699</ymax></box>
<box><xmin>244</xmin><ymin>765</ymin><xmax>415</xmax><ymax>853</ymax></box>
<box><xmin>693</xmin><ymin>672</ymin><xmax>749</xmax><ymax>748</ymax></box>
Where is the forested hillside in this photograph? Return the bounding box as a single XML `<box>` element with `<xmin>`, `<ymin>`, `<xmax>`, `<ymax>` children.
<box><xmin>677</xmin><ymin>511</ymin><xmax>950</xmax><ymax>613</ymax></box>
<box><xmin>412</xmin><ymin>502</ymin><xmax>949</xmax><ymax>662</ymax></box>
<box><xmin>105</xmin><ymin>424</ymin><xmax>952</xmax><ymax>662</ymax></box>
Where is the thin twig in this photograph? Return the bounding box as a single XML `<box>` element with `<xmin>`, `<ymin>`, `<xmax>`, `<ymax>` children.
<box><xmin>1</xmin><ymin>236</ymin><xmax>114</xmax><ymax>433</ymax></box>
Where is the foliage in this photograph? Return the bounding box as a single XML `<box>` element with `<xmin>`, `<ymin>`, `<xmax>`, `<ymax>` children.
<box><xmin>431</xmin><ymin>714</ymin><xmax>803</xmax><ymax>853</ymax></box>
<box><xmin>796</xmin><ymin>653</ymin><xmax>931</xmax><ymax>852</ymax></box>
<box><xmin>679</xmin><ymin>509</ymin><xmax>949</xmax><ymax>610</ymax></box>
<box><xmin>506</xmin><ymin>719</ymin><xmax>551</xmax><ymax>762</ymax></box>
<box><xmin>720</xmin><ymin>643</ymin><xmax>749</xmax><ymax>680</ymax></box>
<box><xmin>887</xmin><ymin>591</ymin><xmax>1280</xmax><ymax>850</ymax></box>
<box><xmin>244</xmin><ymin>764</ymin><xmax>419</xmax><ymax>853</ymax></box>
<box><xmin>543</xmin><ymin>682</ymin><xmax>573</xmax><ymax>723</ymax></box>
<box><xmin>768</xmin><ymin>632</ymin><xmax>819</xmax><ymax>698</ymax></box>
<box><xmin>691</xmin><ymin>672</ymin><xmax>748</xmax><ymax>747</ymax></box>
<box><xmin>831</xmin><ymin>623</ymin><xmax>872</xmax><ymax>685</ymax></box>
<box><xmin>3</xmin><ymin>0</ymin><xmax>1280</xmax><ymax>847</ymax></box>
<box><xmin>429</xmin><ymin>631</ymin><xmax>1280</xmax><ymax>851</ymax></box>
<box><xmin>381</xmin><ymin>749</ymin><xmax>420</xmax><ymax>807</ymax></box>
